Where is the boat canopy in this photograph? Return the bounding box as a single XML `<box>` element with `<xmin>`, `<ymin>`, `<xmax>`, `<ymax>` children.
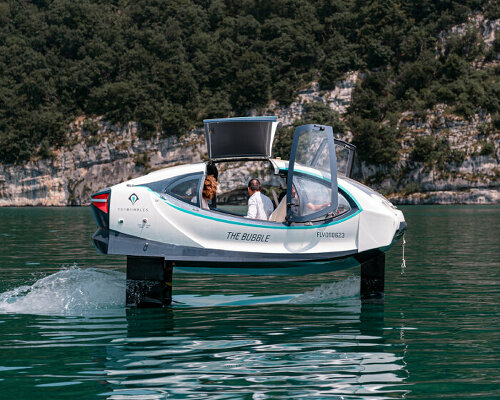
<box><xmin>203</xmin><ymin>117</ymin><xmax>278</xmax><ymax>160</ymax></box>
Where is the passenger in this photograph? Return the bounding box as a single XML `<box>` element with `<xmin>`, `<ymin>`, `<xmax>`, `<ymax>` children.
<box><xmin>289</xmin><ymin>185</ymin><xmax>300</xmax><ymax>215</ymax></box>
<box><xmin>305</xmin><ymin>200</ymin><xmax>331</xmax><ymax>212</ymax></box>
<box><xmin>269</xmin><ymin>184</ymin><xmax>298</xmax><ymax>222</ymax></box>
<box><xmin>198</xmin><ymin>175</ymin><xmax>217</xmax><ymax>210</ymax></box>
<box><xmin>288</xmin><ymin>185</ymin><xmax>329</xmax><ymax>215</ymax></box>
<box><xmin>246</xmin><ymin>178</ymin><xmax>274</xmax><ymax>220</ymax></box>
<box><xmin>269</xmin><ymin>184</ymin><xmax>331</xmax><ymax>221</ymax></box>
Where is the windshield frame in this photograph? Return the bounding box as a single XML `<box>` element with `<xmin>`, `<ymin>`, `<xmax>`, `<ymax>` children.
<box><xmin>286</xmin><ymin>124</ymin><xmax>339</xmax><ymax>223</ymax></box>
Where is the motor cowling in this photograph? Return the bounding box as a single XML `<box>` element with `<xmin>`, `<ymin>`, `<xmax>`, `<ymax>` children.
<box><xmin>91</xmin><ymin>189</ymin><xmax>110</xmax><ymax>229</ymax></box>
<box><xmin>91</xmin><ymin>189</ymin><xmax>111</xmax><ymax>254</ymax></box>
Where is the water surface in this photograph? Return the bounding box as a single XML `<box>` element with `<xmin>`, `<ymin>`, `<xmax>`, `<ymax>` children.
<box><xmin>0</xmin><ymin>206</ymin><xmax>498</xmax><ymax>399</ymax></box>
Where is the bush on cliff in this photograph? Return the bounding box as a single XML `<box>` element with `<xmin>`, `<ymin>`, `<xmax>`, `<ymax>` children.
<box><xmin>0</xmin><ymin>0</ymin><xmax>496</xmax><ymax>166</ymax></box>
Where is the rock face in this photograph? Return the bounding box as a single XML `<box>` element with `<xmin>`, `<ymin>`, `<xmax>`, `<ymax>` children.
<box><xmin>359</xmin><ymin>104</ymin><xmax>500</xmax><ymax>205</ymax></box>
<box><xmin>0</xmin><ymin>15</ymin><xmax>498</xmax><ymax>207</ymax></box>
<box><xmin>1</xmin><ymin>103</ymin><xmax>497</xmax><ymax>206</ymax></box>
<box><xmin>0</xmin><ymin>119</ymin><xmax>206</xmax><ymax>206</ymax></box>
<box><xmin>1</xmin><ymin>81</ymin><xmax>499</xmax><ymax>206</ymax></box>
<box><xmin>0</xmin><ymin>72</ymin><xmax>366</xmax><ymax>207</ymax></box>
<box><xmin>391</xmin><ymin>188</ymin><xmax>499</xmax><ymax>205</ymax></box>
<box><xmin>269</xmin><ymin>72</ymin><xmax>362</xmax><ymax>126</ymax></box>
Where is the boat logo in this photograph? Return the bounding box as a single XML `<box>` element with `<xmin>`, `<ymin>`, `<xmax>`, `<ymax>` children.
<box><xmin>128</xmin><ymin>193</ymin><xmax>139</xmax><ymax>205</ymax></box>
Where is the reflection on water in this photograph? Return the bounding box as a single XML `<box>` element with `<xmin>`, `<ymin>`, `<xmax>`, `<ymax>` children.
<box><xmin>0</xmin><ymin>297</ymin><xmax>409</xmax><ymax>399</ymax></box>
<box><xmin>0</xmin><ymin>206</ymin><xmax>499</xmax><ymax>399</ymax></box>
<box><xmin>0</xmin><ymin>265</ymin><xmax>409</xmax><ymax>399</ymax></box>
<box><xmin>105</xmin><ymin>303</ymin><xmax>406</xmax><ymax>399</ymax></box>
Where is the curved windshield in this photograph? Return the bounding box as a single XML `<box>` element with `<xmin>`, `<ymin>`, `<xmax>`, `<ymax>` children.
<box><xmin>165</xmin><ymin>174</ymin><xmax>202</xmax><ymax>206</ymax></box>
<box><xmin>334</xmin><ymin>140</ymin><xmax>356</xmax><ymax>177</ymax></box>
<box><xmin>287</xmin><ymin>124</ymin><xmax>338</xmax><ymax>222</ymax></box>
<box><xmin>290</xmin><ymin>175</ymin><xmax>352</xmax><ymax>220</ymax></box>
<box><xmin>337</xmin><ymin>192</ymin><xmax>351</xmax><ymax>216</ymax></box>
<box><xmin>335</xmin><ymin>145</ymin><xmax>350</xmax><ymax>176</ymax></box>
<box><xmin>292</xmin><ymin>175</ymin><xmax>332</xmax><ymax>219</ymax></box>
<box><xmin>295</xmin><ymin>129</ymin><xmax>331</xmax><ymax>174</ymax></box>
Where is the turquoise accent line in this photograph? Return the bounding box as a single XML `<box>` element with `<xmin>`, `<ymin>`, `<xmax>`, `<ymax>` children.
<box><xmin>294</xmin><ymin>168</ymin><xmax>329</xmax><ymax>182</ymax></box>
<box><xmin>283</xmin><ymin>167</ymin><xmax>362</xmax><ymax>211</ymax></box>
<box><xmin>204</xmin><ymin>116</ymin><xmax>277</xmax><ymax>123</ymax></box>
<box><xmin>142</xmin><ymin>187</ymin><xmax>362</xmax><ymax>230</ymax></box>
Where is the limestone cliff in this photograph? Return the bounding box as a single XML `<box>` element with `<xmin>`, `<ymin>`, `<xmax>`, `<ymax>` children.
<box><xmin>1</xmin><ymin>15</ymin><xmax>498</xmax><ymax>206</ymax></box>
<box><xmin>0</xmin><ymin>120</ymin><xmax>206</xmax><ymax>206</ymax></box>
<box><xmin>0</xmin><ymin>72</ymin><xmax>364</xmax><ymax>207</ymax></box>
<box><xmin>0</xmin><ymin>93</ymin><xmax>497</xmax><ymax>206</ymax></box>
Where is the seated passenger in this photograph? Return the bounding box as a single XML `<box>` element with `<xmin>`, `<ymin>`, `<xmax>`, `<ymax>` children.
<box><xmin>269</xmin><ymin>185</ymin><xmax>299</xmax><ymax>222</ymax></box>
<box><xmin>305</xmin><ymin>200</ymin><xmax>331</xmax><ymax>212</ymax></box>
<box><xmin>268</xmin><ymin>195</ymin><xmax>286</xmax><ymax>222</ymax></box>
<box><xmin>197</xmin><ymin>175</ymin><xmax>217</xmax><ymax>210</ymax></box>
<box><xmin>246</xmin><ymin>178</ymin><xmax>274</xmax><ymax>220</ymax></box>
<box><xmin>290</xmin><ymin>184</ymin><xmax>329</xmax><ymax>214</ymax></box>
<box><xmin>268</xmin><ymin>184</ymin><xmax>330</xmax><ymax>222</ymax></box>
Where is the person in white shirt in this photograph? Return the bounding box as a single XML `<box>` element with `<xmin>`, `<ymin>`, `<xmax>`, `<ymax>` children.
<box><xmin>246</xmin><ymin>178</ymin><xmax>274</xmax><ymax>220</ymax></box>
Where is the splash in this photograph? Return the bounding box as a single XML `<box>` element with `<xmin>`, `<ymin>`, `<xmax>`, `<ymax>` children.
<box><xmin>0</xmin><ymin>267</ymin><xmax>361</xmax><ymax>313</ymax></box>
<box><xmin>0</xmin><ymin>266</ymin><xmax>125</xmax><ymax>315</ymax></box>
<box><xmin>175</xmin><ymin>293</ymin><xmax>297</xmax><ymax>307</ymax></box>
<box><xmin>289</xmin><ymin>275</ymin><xmax>360</xmax><ymax>304</ymax></box>
<box><xmin>176</xmin><ymin>275</ymin><xmax>361</xmax><ymax>307</ymax></box>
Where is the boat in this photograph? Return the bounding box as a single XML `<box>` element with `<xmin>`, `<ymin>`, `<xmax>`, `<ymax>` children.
<box><xmin>91</xmin><ymin>117</ymin><xmax>406</xmax><ymax>306</ymax></box>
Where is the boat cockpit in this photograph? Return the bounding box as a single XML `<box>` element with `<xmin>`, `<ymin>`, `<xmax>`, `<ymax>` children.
<box><xmin>135</xmin><ymin>117</ymin><xmax>359</xmax><ymax>227</ymax></box>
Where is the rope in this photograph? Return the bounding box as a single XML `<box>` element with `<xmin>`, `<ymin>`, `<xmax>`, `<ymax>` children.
<box><xmin>401</xmin><ymin>233</ymin><xmax>406</xmax><ymax>275</ymax></box>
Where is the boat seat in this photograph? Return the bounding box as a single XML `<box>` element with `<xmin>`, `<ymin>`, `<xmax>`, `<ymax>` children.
<box><xmin>268</xmin><ymin>196</ymin><xmax>286</xmax><ymax>222</ymax></box>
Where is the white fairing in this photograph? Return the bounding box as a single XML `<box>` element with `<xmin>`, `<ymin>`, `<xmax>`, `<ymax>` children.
<box><xmin>106</xmin><ymin>161</ymin><xmax>404</xmax><ymax>258</ymax></box>
<box><xmin>341</xmin><ymin>178</ymin><xmax>405</xmax><ymax>252</ymax></box>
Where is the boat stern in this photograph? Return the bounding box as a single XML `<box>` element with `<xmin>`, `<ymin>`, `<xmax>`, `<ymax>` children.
<box><xmin>90</xmin><ymin>189</ymin><xmax>111</xmax><ymax>254</ymax></box>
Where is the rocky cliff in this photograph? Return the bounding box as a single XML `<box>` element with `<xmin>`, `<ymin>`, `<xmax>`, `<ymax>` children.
<box><xmin>0</xmin><ymin>90</ymin><xmax>497</xmax><ymax>206</ymax></box>
<box><xmin>0</xmin><ymin>72</ymin><xmax>365</xmax><ymax>207</ymax></box>
<box><xmin>0</xmin><ymin>119</ymin><xmax>207</xmax><ymax>206</ymax></box>
<box><xmin>384</xmin><ymin>105</ymin><xmax>499</xmax><ymax>204</ymax></box>
<box><xmin>1</xmin><ymin>15</ymin><xmax>498</xmax><ymax>207</ymax></box>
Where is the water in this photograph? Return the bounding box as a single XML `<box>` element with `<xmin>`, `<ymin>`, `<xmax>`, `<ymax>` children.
<box><xmin>0</xmin><ymin>206</ymin><xmax>498</xmax><ymax>399</ymax></box>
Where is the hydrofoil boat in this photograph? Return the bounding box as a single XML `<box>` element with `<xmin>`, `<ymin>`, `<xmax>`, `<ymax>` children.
<box><xmin>91</xmin><ymin>117</ymin><xmax>406</xmax><ymax>306</ymax></box>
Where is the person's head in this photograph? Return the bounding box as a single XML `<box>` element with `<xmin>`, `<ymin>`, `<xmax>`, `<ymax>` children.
<box><xmin>202</xmin><ymin>175</ymin><xmax>217</xmax><ymax>200</ymax></box>
<box><xmin>247</xmin><ymin>178</ymin><xmax>261</xmax><ymax>196</ymax></box>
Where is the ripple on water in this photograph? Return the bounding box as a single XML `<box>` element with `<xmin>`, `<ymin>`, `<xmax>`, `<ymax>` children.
<box><xmin>0</xmin><ymin>267</ymin><xmax>363</xmax><ymax>315</ymax></box>
<box><xmin>0</xmin><ymin>267</ymin><xmax>400</xmax><ymax>399</ymax></box>
<box><xmin>0</xmin><ymin>205</ymin><xmax>498</xmax><ymax>399</ymax></box>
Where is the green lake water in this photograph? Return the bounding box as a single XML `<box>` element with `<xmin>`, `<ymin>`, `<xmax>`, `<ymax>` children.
<box><xmin>0</xmin><ymin>206</ymin><xmax>498</xmax><ymax>399</ymax></box>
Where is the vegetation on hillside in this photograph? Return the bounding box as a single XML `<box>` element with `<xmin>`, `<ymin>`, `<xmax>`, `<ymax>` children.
<box><xmin>0</xmin><ymin>0</ymin><xmax>498</xmax><ymax>164</ymax></box>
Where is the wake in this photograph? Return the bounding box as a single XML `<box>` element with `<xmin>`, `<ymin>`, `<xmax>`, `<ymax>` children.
<box><xmin>0</xmin><ymin>266</ymin><xmax>360</xmax><ymax>314</ymax></box>
<box><xmin>0</xmin><ymin>266</ymin><xmax>125</xmax><ymax>315</ymax></box>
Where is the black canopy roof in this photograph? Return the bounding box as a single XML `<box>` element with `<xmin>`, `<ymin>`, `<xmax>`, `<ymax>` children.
<box><xmin>203</xmin><ymin>117</ymin><xmax>278</xmax><ymax>160</ymax></box>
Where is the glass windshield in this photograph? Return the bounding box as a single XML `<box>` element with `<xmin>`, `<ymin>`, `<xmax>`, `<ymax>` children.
<box><xmin>334</xmin><ymin>140</ymin><xmax>356</xmax><ymax>177</ymax></box>
<box><xmin>165</xmin><ymin>174</ymin><xmax>202</xmax><ymax>206</ymax></box>
<box><xmin>335</xmin><ymin>145</ymin><xmax>350</xmax><ymax>176</ymax></box>
<box><xmin>291</xmin><ymin>175</ymin><xmax>332</xmax><ymax>219</ymax></box>
<box><xmin>337</xmin><ymin>192</ymin><xmax>351</xmax><ymax>216</ymax></box>
<box><xmin>286</xmin><ymin>124</ymin><xmax>338</xmax><ymax>223</ymax></box>
<box><xmin>294</xmin><ymin>129</ymin><xmax>331</xmax><ymax>173</ymax></box>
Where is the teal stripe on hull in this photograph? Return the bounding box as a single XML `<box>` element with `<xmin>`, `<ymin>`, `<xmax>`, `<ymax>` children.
<box><xmin>146</xmin><ymin>187</ymin><xmax>362</xmax><ymax>230</ymax></box>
